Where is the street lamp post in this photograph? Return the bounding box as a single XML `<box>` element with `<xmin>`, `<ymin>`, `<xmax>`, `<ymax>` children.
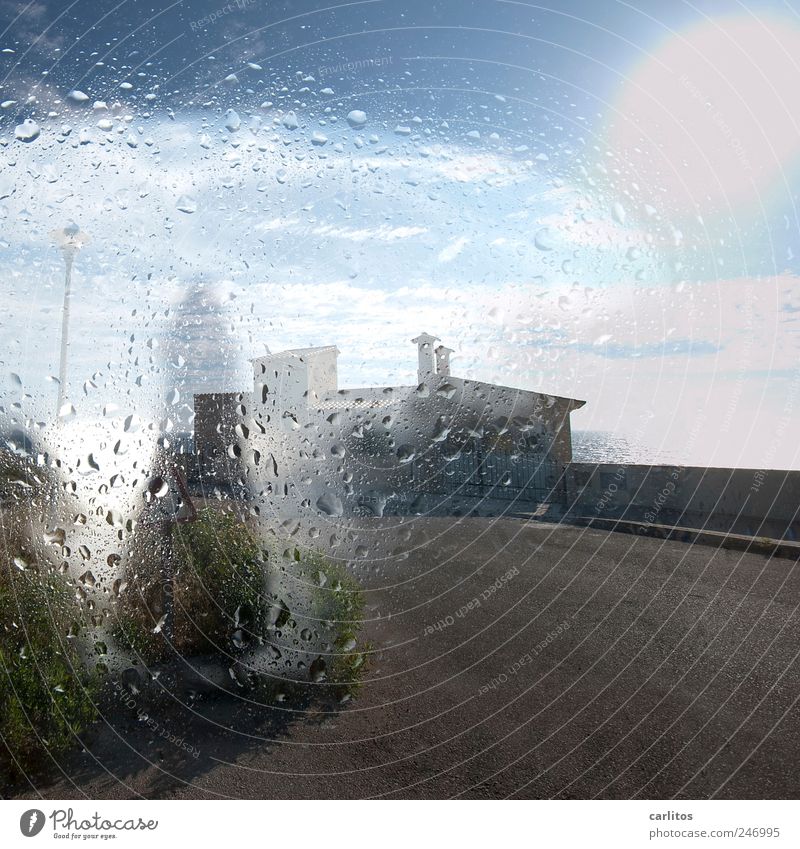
<box><xmin>50</xmin><ymin>223</ymin><xmax>89</xmax><ymax>418</ymax></box>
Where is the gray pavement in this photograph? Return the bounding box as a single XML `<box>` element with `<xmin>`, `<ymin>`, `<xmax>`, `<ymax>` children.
<box><xmin>14</xmin><ymin>518</ymin><xmax>800</xmax><ymax>799</ymax></box>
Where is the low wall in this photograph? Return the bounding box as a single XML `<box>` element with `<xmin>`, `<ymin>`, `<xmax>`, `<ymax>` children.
<box><xmin>564</xmin><ymin>464</ymin><xmax>800</xmax><ymax>541</ymax></box>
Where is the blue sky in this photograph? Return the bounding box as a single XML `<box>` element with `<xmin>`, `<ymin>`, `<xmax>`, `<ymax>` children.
<box><xmin>1</xmin><ymin>0</ymin><xmax>800</xmax><ymax>468</ymax></box>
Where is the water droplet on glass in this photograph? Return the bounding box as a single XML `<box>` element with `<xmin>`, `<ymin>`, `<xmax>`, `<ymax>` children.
<box><xmin>310</xmin><ymin>657</ymin><xmax>327</xmax><ymax>682</ymax></box>
<box><xmin>316</xmin><ymin>492</ymin><xmax>343</xmax><ymax>517</ymax></box>
<box><xmin>14</xmin><ymin>119</ymin><xmax>40</xmax><ymax>142</ymax></box>
<box><xmin>534</xmin><ymin>227</ymin><xmax>554</xmax><ymax>251</ymax></box>
<box><xmin>176</xmin><ymin>195</ymin><xmax>197</xmax><ymax>214</ymax></box>
<box><xmin>224</xmin><ymin>109</ymin><xmax>241</xmax><ymax>131</ymax></box>
<box><xmin>346</xmin><ymin>110</ymin><xmax>367</xmax><ymax>127</ymax></box>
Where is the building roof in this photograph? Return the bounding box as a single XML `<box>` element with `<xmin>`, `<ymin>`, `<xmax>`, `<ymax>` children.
<box><xmin>253</xmin><ymin>345</ymin><xmax>339</xmax><ymax>362</ymax></box>
<box><xmin>249</xmin><ymin>342</ymin><xmax>585</xmax><ymax>410</ymax></box>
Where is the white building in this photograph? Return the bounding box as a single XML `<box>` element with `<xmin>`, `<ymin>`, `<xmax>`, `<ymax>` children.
<box><xmin>195</xmin><ymin>334</ymin><xmax>585</xmax><ymax>517</ymax></box>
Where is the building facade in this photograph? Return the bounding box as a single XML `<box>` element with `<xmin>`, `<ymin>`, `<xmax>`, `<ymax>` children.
<box><xmin>194</xmin><ymin>334</ymin><xmax>585</xmax><ymax>517</ymax></box>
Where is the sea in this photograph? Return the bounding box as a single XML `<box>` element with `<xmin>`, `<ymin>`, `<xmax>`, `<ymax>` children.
<box><xmin>572</xmin><ymin>431</ymin><xmax>689</xmax><ymax>467</ymax></box>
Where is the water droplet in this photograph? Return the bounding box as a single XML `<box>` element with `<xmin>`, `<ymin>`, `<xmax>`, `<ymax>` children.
<box><xmin>310</xmin><ymin>657</ymin><xmax>327</xmax><ymax>682</ymax></box>
<box><xmin>346</xmin><ymin>109</ymin><xmax>367</xmax><ymax>127</ymax></box>
<box><xmin>14</xmin><ymin>119</ymin><xmax>40</xmax><ymax>142</ymax></box>
<box><xmin>534</xmin><ymin>227</ymin><xmax>554</xmax><ymax>251</ymax></box>
<box><xmin>67</xmin><ymin>89</ymin><xmax>89</xmax><ymax>103</ymax></box>
<box><xmin>176</xmin><ymin>194</ymin><xmax>197</xmax><ymax>214</ymax></box>
<box><xmin>79</xmin><ymin>570</ymin><xmax>96</xmax><ymax>588</ymax></box>
<box><xmin>396</xmin><ymin>445</ymin><xmax>416</xmax><ymax>464</ymax></box>
<box><xmin>224</xmin><ymin>109</ymin><xmax>241</xmax><ymax>131</ymax></box>
<box><xmin>43</xmin><ymin>528</ymin><xmax>65</xmax><ymax>546</ymax></box>
<box><xmin>316</xmin><ymin>492</ymin><xmax>343</xmax><ymax>517</ymax></box>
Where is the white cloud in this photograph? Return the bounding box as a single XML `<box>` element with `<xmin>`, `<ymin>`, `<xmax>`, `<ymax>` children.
<box><xmin>438</xmin><ymin>236</ymin><xmax>469</xmax><ymax>263</ymax></box>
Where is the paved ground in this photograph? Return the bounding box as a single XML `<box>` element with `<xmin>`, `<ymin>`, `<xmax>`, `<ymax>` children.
<box><xmin>12</xmin><ymin>517</ymin><xmax>800</xmax><ymax>799</ymax></box>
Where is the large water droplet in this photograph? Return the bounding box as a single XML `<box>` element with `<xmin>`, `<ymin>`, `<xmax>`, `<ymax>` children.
<box><xmin>224</xmin><ymin>109</ymin><xmax>241</xmax><ymax>131</ymax></box>
<box><xmin>346</xmin><ymin>110</ymin><xmax>367</xmax><ymax>127</ymax></box>
<box><xmin>176</xmin><ymin>195</ymin><xmax>197</xmax><ymax>214</ymax></box>
<box><xmin>15</xmin><ymin>119</ymin><xmax>40</xmax><ymax>142</ymax></box>
<box><xmin>534</xmin><ymin>227</ymin><xmax>554</xmax><ymax>250</ymax></box>
<box><xmin>309</xmin><ymin>657</ymin><xmax>327</xmax><ymax>682</ymax></box>
<box><xmin>316</xmin><ymin>492</ymin><xmax>343</xmax><ymax>517</ymax></box>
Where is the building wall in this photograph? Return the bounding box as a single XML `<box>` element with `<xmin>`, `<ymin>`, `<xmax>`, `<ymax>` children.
<box><xmin>195</xmin><ymin>345</ymin><xmax>584</xmax><ymax>519</ymax></box>
<box><xmin>194</xmin><ymin>392</ymin><xmax>241</xmax><ymax>458</ymax></box>
<box><xmin>252</xmin><ymin>348</ymin><xmax>339</xmax><ymax>407</ymax></box>
<box><xmin>194</xmin><ymin>385</ymin><xmax>800</xmax><ymax>541</ymax></box>
<box><xmin>235</xmin><ymin>371</ymin><xmax>579</xmax><ymax>518</ymax></box>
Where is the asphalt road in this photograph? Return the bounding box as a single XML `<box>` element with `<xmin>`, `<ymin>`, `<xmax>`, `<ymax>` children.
<box><xmin>14</xmin><ymin>517</ymin><xmax>800</xmax><ymax>799</ymax></box>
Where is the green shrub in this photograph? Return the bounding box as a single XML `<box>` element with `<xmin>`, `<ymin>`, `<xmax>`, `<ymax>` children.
<box><xmin>173</xmin><ymin>508</ymin><xmax>265</xmax><ymax>637</ymax></box>
<box><xmin>114</xmin><ymin>507</ymin><xmax>267</xmax><ymax>660</ymax></box>
<box><xmin>304</xmin><ymin>552</ymin><xmax>370</xmax><ymax>698</ymax></box>
<box><xmin>0</xmin><ymin>559</ymin><xmax>100</xmax><ymax>781</ymax></box>
<box><xmin>113</xmin><ymin>513</ymin><xmax>370</xmax><ymax>700</ymax></box>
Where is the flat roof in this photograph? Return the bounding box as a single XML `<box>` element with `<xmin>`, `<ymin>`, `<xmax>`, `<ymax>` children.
<box><xmin>253</xmin><ymin>345</ymin><xmax>339</xmax><ymax>362</ymax></box>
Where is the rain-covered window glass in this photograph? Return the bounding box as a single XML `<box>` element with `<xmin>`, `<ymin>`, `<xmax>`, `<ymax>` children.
<box><xmin>1</xmin><ymin>0</ymin><xmax>799</xmax><ymax>815</ymax></box>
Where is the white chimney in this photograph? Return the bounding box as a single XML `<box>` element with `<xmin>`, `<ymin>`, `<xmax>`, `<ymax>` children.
<box><xmin>435</xmin><ymin>344</ymin><xmax>453</xmax><ymax>377</ymax></box>
<box><xmin>411</xmin><ymin>332</ymin><xmax>439</xmax><ymax>382</ymax></box>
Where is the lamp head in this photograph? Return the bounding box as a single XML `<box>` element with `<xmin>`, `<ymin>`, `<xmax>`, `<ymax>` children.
<box><xmin>50</xmin><ymin>222</ymin><xmax>90</xmax><ymax>254</ymax></box>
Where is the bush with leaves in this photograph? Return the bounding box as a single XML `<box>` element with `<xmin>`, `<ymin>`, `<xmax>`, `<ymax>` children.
<box><xmin>304</xmin><ymin>552</ymin><xmax>370</xmax><ymax>697</ymax></box>
<box><xmin>0</xmin><ymin>558</ymin><xmax>100</xmax><ymax>782</ymax></box>
<box><xmin>114</xmin><ymin>507</ymin><xmax>267</xmax><ymax>661</ymax></box>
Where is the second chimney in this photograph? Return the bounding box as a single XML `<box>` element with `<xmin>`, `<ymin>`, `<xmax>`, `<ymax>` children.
<box><xmin>435</xmin><ymin>344</ymin><xmax>453</xmax><ymax>377</ymax></box>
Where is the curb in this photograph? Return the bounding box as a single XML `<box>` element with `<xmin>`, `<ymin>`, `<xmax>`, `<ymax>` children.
<box><xmin>559</xmin><ymin>516</ymin><xmax>800</xmax><ymax>560</ymax></box>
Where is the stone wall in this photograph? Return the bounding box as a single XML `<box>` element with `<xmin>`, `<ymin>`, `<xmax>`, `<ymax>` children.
<box><xmin>565</xmin><ymin>463</ymin><xmax>800</xmax><ymax>541</ymax></box>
